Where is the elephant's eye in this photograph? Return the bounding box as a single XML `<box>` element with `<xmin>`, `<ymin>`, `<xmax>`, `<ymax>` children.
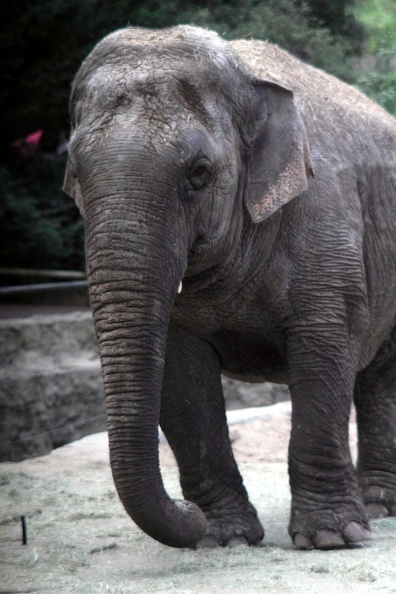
<box><xmin>187</xmin><ymin>159</ymin><xmax>213</xmax><ymax>190</ymax></box>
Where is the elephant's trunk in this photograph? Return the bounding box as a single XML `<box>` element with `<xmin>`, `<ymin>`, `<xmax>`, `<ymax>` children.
<box><xmin>84</xmin><ymin>181</ymin><xmax>206</xmax><ymax>547</ymax></box>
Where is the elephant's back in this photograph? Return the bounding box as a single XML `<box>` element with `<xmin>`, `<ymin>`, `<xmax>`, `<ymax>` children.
<box><xmin>231</xmin><ymin>39</ymin><xmax>396</xmax><ymax>134</ymax></box>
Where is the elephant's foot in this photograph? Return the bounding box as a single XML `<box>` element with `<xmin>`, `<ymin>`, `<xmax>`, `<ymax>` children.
<box><xmin>195</xmin><ymin>507</ymin><xmax>264</xmax><ymax>549</ymax></box>
<box><xmin>289</xmin><ymin>503</ymin><xmax>372</xmax><ymax>549</ymax></box>
<box><xmin>361</xmin><ymin>484</ymin><xmax>396</xmax><ymax>519</ymax></box>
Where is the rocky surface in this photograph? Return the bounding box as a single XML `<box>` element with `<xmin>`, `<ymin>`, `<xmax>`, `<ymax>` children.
<box><xmin>0</xmin><ymin>312</ymin><xmax>105</xmax><ymax>461</ymax></box>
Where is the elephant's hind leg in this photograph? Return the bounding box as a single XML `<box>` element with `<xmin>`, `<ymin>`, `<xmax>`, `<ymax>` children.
<box><xmin>160</xmin><ymin>323</ymin><xmax>264</xmax><ymax>548</ymax></box>
<box><xmin>354</xmin><ymin>331</ymin><xmax>396</xmax><ymax>519</ymax></box>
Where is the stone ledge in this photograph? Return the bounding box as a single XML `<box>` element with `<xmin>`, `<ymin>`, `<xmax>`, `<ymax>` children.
<box><xmin>0</xmin><ymin>363</ymin><xmax>106</xmax><ymax>462</ymax></box>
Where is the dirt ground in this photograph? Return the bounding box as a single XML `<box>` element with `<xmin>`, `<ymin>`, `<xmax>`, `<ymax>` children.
<box><xmin>1</xmin><ymin>402</ymin><xmax>396</xmax><ymax>594</ymax></box>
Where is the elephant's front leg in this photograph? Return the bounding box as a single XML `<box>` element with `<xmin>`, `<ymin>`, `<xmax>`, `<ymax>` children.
<box><xmin>160</xmin><ymin>323</ymin><xmax>264</xmax><ymax>548</ymax></box>
<box><xmin>287</xmin><ymin>327</ymin><xmax>372</xmax><ymax>549</ymax></box>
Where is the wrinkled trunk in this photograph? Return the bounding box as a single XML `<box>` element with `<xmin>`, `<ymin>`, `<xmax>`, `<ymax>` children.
<box><xmin>84</xmin><ymin>178</ymin><xmax>206</xmax><ymax>547</ymax></box>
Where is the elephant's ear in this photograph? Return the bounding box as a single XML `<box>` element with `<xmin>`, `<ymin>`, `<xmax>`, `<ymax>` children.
<box><xmin>244</xmin><ymin>80</ymin><xmax>314</xmax><ymax>223</ymax></box>
<box><xmin>63</xmin><ymin>156</ymin><xmax>84</xmax><ymax>216</ymax></box>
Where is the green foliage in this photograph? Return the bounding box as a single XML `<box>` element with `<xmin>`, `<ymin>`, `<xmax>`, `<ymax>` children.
<box><xmin>0</xmin><ymin>159</ymin><xmax>84</xmax><ymax>271</ymax></box>
<box><xmin>356</xmin><ymin>0</ymin><xmax>396</xmax><ymax>41</ymax></box>
<box><xmin>354</xmin><ymin>0</ymin><xmax>396</xmax><ymax>115</ymax></box>
<box><xmin>357</xmin><ymin>70</ymin><xmax>396</xmax><ymax>116</ymax></box>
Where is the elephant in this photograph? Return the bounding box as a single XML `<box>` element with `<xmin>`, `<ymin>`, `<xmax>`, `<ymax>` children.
<box><xmin>63</xmin><ymin>25</ymin><xmax>396</xmax><ymax>550</ymax></box>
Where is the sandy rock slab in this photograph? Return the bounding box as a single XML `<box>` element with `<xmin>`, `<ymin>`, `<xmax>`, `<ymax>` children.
<box><xmin>1</xmin><ymin>403</ymin><xmax>396</xmax><ymax>594</ymax></box>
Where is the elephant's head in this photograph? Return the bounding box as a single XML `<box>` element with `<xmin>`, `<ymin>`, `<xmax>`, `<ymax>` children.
<box><xmin>63</xmin><ymin>25</ymin><xmax>312</xmax><ymax>547</ymax></box>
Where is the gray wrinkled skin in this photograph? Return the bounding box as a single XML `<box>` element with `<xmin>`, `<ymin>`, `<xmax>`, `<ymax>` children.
<box><xmin>64</xmin><ymin>26</ymin><xmax>396</xmax><ymax>550</ymax></box>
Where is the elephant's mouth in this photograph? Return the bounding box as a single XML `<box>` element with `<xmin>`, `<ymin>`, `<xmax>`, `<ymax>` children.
<box><xmin>190</xmin><ymin>234</ymin><xmax>208</xmax><ymax>254</ymax></box>
<box><xmin>178</xmin><ymin>231</ymin><xmax>231</xmax><ymax>293</ymax></box>
<box><xmin>190</xmin><ymin>230</ymin><xmax>226</xmax><ymax>255</ymax></box>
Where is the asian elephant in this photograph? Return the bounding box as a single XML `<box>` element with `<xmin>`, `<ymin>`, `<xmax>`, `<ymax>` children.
<box><xmin>64</xmin><ymin>25</ymin><xmax>396</xmax><ymax>550</ymax></box>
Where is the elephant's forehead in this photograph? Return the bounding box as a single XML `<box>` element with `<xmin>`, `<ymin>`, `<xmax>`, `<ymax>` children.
<box><xmin>76</xmin><ymin>58</ymin><xmax>223</xmax><ymax>139</ymax></box>
<box><xmin>82</xmin><ymin>56</ymin><xmax>227</xmax><ymax>126</ymax></box>
<box><xmin>82</xmin><ymin>26</ymin><xmax>242</xmax><ymax>95</ymax></box>
<box><xmin>85</xmin><ymin>51</ymin><xmax>225</xmax><ymax>93</ymax></box>
<box><xmin>86</xmin><ymin>62</ymin><xmax>173</xmax><ymax>89</ymax></box>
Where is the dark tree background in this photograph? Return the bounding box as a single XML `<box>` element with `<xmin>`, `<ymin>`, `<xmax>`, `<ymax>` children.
<box><xmin>0</xmin><ymin>0</ymin><xmax>365</xmax><ymax>273</ymax></box>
